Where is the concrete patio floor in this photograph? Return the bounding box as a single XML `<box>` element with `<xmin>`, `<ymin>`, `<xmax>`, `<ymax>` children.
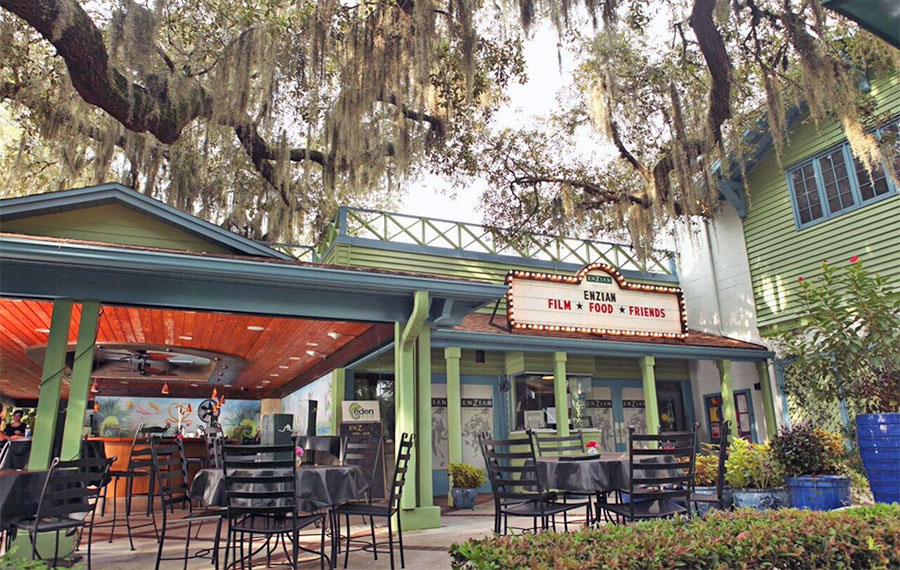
<box><xmin>71</xmin><ymin>496</ymin><xmax>592</xmax><ymax>569</ymax></box>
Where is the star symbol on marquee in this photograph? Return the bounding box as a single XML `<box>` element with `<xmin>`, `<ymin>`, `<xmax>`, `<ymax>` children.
<box><xmin>619</xmin><ymin>306</ymin><xmax>626</xmax><ymax>314</ymax></box>
<box><xmin>576</xmin><ymin>302</ymin><xmax>584</xmax><ymax>310</ymax></box>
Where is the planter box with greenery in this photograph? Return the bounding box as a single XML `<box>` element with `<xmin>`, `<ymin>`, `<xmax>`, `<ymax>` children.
<box><xmin>724</xmin><ymin>438</ymin><xmax>787</xmax><ymax>510</ymax></box>
<box><xmin>449</xmin><ymin>505</ymin><xmax>900</xmax><ymax>569</ymax></box>
<box><xmin>770</xmin><ymin>423</ymin><xmax>851</xmax><ymax>511</ymax></box>
<box><xmin>777</xmin><ymin>257</ymin><xmax>900</xmax><ymax>505</ymax></box>
<box><xmin>448</xmin><ymin>462</ymin><xmax>486</xmax><ymax>510</ymax></box>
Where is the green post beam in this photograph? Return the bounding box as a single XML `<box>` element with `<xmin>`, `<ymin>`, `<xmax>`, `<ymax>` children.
<box><xmin>756</xmin><ymin>361</ymin><xmax>778</xmax><ymax>440</ymax></box>
<box><xmin>396</xmin><ymin>291</ymin><xmax>428</xmax><ymax>512</ymax></box>
<box><xmin>416</xmin><ymin>327</ymin><xmax>434</xmax><ymax>508</ymax></box>
<box><xmin>553</xmin><ymin>352</ymin><xmax>569</xmax><ymax>438</ymax></box>
<box><xmin>60</xmin><ymin>301</ymin><xmax>101</xmax><ymax>460</ymax></box>
<box><xmin>445</xmin><ymin>347</ymin><xmax>462</xmax><ymax>506</ymax></box>
<box><xmin>640</xmin><ymin>356</ymin><xmax>660</xmax><ymax>435</ymax></box>
<box><xmin>445</xmin><ymin>348</ymin><xmax>463</xmax><ymax>464</ymax></box>
<box><xmin>29</xmin><ymin>299</ymin><xmax>73</xmax><ymax>470</ymax></box>
<box><xmin>330</xmin><ymin>368</ymin><xmax>346</xmax><ymax>435</ymax></box>
<box><xmin>718</xmin><ymin>360</ymin><xmax>739</xmax><ymax>439</ymax></box>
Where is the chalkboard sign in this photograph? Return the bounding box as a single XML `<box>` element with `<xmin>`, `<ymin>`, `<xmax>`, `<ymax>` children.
<box><xmin>340</xmin><ymin>421</ymin><xmax>387</xmax><ymax>499</ymax></box>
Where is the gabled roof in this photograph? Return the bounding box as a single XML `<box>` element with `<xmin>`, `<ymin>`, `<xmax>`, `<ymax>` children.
<box><xmin>0</xmin><ymin>183</ymin><xmax>291</xmax><ymax>259</ymax></box>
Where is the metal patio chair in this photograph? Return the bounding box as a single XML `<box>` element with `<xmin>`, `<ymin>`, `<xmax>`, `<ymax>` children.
<box><xmin>528</xmin><ymin>429</ymin><xmax>594</xmax><ymax>529</ymax></box>
<box><xmin>691</xmin><ymin>420</ymin><xmax>731</xmax><ymax>513</ymax></box>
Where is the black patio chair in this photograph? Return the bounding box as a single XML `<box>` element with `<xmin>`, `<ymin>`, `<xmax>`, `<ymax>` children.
<box><xmin>204</xmin><ymin>424</ymin><xmax>225</xmax><ymax>469</ymax></box>
<box><xmin>149</xmin><ymin>438</ymin><xmax>225</xmax><ymax>570</ymax></box>
<box><xmin>479</xmin><ymin>433</ymin><xmax>581</xmax><ymax>535</ymax></box>
<box><xmin>691</xmin><ymin>420</ymin><xmax>731</xmax><ymax>513</ymax></box>
<box><xmin>601</xmin><ymin>425</ymin><xmax>698</xmax><ymax>524</ymax></box>
<box><xmin>332</xmin><ymin>432</ymin><xmax>414</xmax><ymax>570</ymax></box>
<box><xmin>0</xmin><ymin>440</ymin><xmax>9</xmax><ymax>470</ymax></box>
<box><xmin>340</xmin><ymin>433</ymin><xmax>384</xmax><ymax>501</ymax></box>
<box><xmin>8</xmin><ymin>455</ymin><xmax>112</xmax><ymax>570</ymax></box>
<box><xmin>528</xmin><ymin>429</ymin><xmax>594</xmax><ymax>529</ymax></box>
<box><xmin>119</xmin><ymin>425</ymin><xmax>167</xmax><ymax>549</ymax></box>
<box><xmin>222</xmin><ymin>443</ymin><xmax>327</xmax><ymax>570</ymax></box>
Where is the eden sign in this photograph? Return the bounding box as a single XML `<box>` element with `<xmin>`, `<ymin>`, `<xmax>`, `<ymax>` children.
<box><xmin>506</xmin><ymin>263</ymin><xmax>688</xmax><ymax>339</ymax></box>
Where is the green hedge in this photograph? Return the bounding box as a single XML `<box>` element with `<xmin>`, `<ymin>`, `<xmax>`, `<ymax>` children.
<box><xmin>449</xmin><ymin>505</ymin><xmax>900</xmax><ymax>569</ymax></box>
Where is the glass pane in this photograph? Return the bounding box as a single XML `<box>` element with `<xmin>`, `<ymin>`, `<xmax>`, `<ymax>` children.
<box><xmin>818</xmin><ymin>149</ymin><xmax>855</xmax><ymax>213</ymax></box>
<box><xmin>854</xmin><ymin>155</ymin><xmax>889</xmax><ymax>201</ymax></box>
<box><xmin>790</xmin><ymin>163</ymin><xmax>823</xmax><ymax>224</ymax></box>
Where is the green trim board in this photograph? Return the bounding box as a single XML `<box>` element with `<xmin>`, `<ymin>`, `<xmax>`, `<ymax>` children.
<box><xmin>0</xmin><ymin>235</ymin><xmax>506</xmax><ymax>326</ymax></box>
<box><xmin>0</xmin><ymin>183</ymin><xmax>289</xmax><ymax>259</ymax></box>
<box><xmin>431</xmin><ymin>330</ymin><xmax>774</xmax><ymax>362</ymax></box>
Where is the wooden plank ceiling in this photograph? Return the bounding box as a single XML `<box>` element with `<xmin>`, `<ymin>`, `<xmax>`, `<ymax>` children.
<box><xmin>0</xmin><ymin>299</ymin><xmax>386</xmax><ymax>402</ymax></box>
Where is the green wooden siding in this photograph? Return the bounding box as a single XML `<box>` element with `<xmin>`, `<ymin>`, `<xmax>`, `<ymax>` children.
<box><xmin>742</xmin><ymin>74</ymin><xmax>900</xmax><ymax>333</ymax></box>
<box><xmin>1</xmin><ymin>203</ymin><xmax>235</xmax><ymax>254</ymax></box>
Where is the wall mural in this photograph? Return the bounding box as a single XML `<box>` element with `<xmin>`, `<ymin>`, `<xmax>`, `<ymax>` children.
<box><xmin>431</xmin><ymin>384</ymin><xmax>493</xmax><ymax>470</ymax></box>
<box><xmin>93</xmin><ymin>396</ymin><xmax>260</xmax><ymax>438</ymax></box>
<box><xmin>281</xmin><ymin>372</ymin><xmax>334</xmax><ymax>435</ymax></box>
<box><xmin>431</xmin><ymin>385</ymin><xmax>450</xmax><ymax>469</ymax></box>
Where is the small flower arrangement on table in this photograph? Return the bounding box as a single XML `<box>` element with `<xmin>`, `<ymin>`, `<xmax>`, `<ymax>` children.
<box><xmin>295</xmin><ymin>446</ymin><xmax>305</xmax><ymax>468</ymax></box>
<box><xmin>586</xmin><ymin>440</ymin><xmax>600</xmax><ymax>455</ymax></box>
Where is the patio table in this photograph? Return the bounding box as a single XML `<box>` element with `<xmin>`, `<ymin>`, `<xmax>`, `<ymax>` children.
<box><xmin>536</xmin><ymin>453</ymin><xmax>678</xmax><ymax>494</ymax></box>
<box><xmin>191</xmin><ymin>464</ymin><xmax>366</xmax><ymax>512</ymax></box>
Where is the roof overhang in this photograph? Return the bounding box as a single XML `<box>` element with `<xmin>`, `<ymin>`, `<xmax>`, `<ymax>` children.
<box><xmin>0</xmin><ymin>183</ymin><xmax>291</xmax><ymax>260</ymax></box>
<box><xmin>825</xmin><ymin>0</ymin><xmax>900</xmax><ymax>45</ymax></box>
<box><xmin>431</xmin><ymin>329</ymin><xmax>774</xmax><ymax>362</ymax></box>
<box><xmin>0</xmin><ymin>234</ymin><xmax>508</xmax><ymax>327</ymax></box>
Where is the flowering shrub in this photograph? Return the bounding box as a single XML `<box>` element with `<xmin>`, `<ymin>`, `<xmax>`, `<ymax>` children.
<box><xmin>770</xmin><ymin>423</ymin><xmax>846</xmax><ymax>477</ymax></box>
<box><xmin>449</xmin><ymin>505</ymin><xmax>900</xmax><ymax>569</ymax></box>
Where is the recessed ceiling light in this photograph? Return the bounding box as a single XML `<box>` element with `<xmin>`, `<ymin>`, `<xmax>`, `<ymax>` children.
<box><xmin>306</xmin><ymin>350</ymin><xmax>318</xmax><ymax>357</ymax></box>
<box><xmin>278</xmin><ymin>365</ymin><xmax>289</xmax><ymax>369</ymax></box>
<box><xmin>326</xmin><ymin>332</ymin><xmax>343</xmax><ymax>340</ymax></box>
<box><xmin>35</xmin><ymin>328</ymin><xmax>50</xmax><ymax>333</ymax></box>
<box><xmin>269</xmin><ymin>373</ymin><xmax>279</xmax><ymax>377</ymax></box>
<box><xmin>256</xmin><ymin>384</ymin><xmax>264</xmax><ymax>388</ymax></box>
<box><xmin>306</xmin><ymin>342</ymin><xmax>319</xmax><ymax>347</ymax></box>
<box><xmin>190</xmin><ymin>383</ymin><xmax>199</xmax><ymax>387</ymax></box>
<box><xmin>178</xmin><ymin>335</ymin><xmax>193</xmax><ymax>340</ymax></box>
<box><xmin>261</xmin><ymin>380</ymin><xmax>271</xmax><ymax>384</ymax></box>
<box><xmin>247</xmin><ymin>326</ymin><xmax>265</xmax><ymax>331</ymax></box>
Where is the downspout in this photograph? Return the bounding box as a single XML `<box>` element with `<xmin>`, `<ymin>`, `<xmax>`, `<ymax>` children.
<box><xmin>703</xmin><ymin>218</ymin><xmax>724</xmax><ymax>334</ymax></box>
<box><xmin>401</xmin><ymin>291</ymin><xmax>429</xmax><ymax>348</ymax></box>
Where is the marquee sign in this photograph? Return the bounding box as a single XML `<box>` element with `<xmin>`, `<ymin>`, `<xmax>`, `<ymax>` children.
<box><xmin>505</xmin><ymin>263</ymin><xmax>688</xmax><ymax>339</ymax></box>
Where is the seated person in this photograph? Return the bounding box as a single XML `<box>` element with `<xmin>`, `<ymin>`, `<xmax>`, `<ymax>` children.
<box><xmin>2</xmin><ymin>409</ymin><xmax>27</xmax><ymax>438</ymax></box>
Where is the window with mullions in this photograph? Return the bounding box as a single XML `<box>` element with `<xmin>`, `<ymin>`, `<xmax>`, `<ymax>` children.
<box><xmin>786</xmin><ymin>120</ymin><xmax>899</xmax><ymax>229</ymax></box>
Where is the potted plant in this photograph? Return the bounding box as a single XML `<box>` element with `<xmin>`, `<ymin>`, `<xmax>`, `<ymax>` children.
<box><xmin>770</xmin><ymin>424</ymin><xmax>851</xmax><ymax>510</ymax></box>
<box><xmin>776</xmin><ymin>257</ymin><xmax>900</xmax><ymax>504</ymax></box>
<box><xmin>448</xmin><ymin>462</ymin><xmax>487</xmax><ymax>510</ymax></box>
<box><xmin>724</xmin><ymin>438</ymin><xmax>787</xmax><ymax>510</ymax></box>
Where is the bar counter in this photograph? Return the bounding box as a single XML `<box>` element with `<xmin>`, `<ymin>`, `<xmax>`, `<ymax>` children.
<box><xmin>87</xmin><ymin>437</ymin><xmax>208</xmax><ymax>497</ymax></box>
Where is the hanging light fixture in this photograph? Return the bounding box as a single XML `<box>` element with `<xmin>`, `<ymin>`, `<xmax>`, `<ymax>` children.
<box><xmin>161</xmin><ymin>382</ymin><xmax>169</xmax><ymax>395</ymax></box>
<box><xmin>475</xmin><ymin>350</ymin><xmax>486</xmax><ymax>365</ymax></box>
<box><xmin>90</xmin><ymin>380</ymin><xmax>99</xmax><ymax>393</ymax></box>
<box><xmin>186</xmin><ymin>404</ymin><xmax>192</xmax><ymax>414</ymax></box>
<box><xmin>93</xmin><ymin>401</ymin><xmax>99</xmax><ymax>412</ymax></box>
<box><xmin>212</xmin><ymin>387</ymin><xmax>218</xmax><ymax>399</ymax></box>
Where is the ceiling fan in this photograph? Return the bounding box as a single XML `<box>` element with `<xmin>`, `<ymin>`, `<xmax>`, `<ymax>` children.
<box><xmin>96</xmin><ymin>347</ymin><xmax>211</xmax><ymax>377</ymax></box>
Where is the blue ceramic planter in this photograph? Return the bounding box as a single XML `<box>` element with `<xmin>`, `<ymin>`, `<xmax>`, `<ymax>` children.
<box><xmin>857</xmin><ymin>413</ymin><xmax>900</xmax><ymax>505</ymax></box>
<box><xmin>786</xmin><ymin>475</ymin><xmax>850</xmax><ymax>511</ymax></box>
<box><xmin>451</xmin><ymin>487</ymin><xmax>478</xmax><ymax>510</ymax></box>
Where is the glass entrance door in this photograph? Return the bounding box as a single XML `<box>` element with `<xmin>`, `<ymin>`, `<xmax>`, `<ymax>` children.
<box><xmin>704</xmin><ymin>390</ymin><xmax>757</xmax><ymax>442</ymax></box>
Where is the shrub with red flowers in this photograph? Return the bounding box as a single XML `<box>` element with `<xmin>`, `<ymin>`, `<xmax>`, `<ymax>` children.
<box><xmin>776</xmin><ymin>257</ymin><xmax>900</xmax><ymax>419</ymax></box>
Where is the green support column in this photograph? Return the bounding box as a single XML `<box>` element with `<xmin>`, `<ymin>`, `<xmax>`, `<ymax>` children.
<box><xmin>330</xmin><ymin>368</ymin><xmax>346</xmax><ymax>435</ymax></box>
<box><xmin>756</xmin><ymin>361</ymin><xmax>778</xmax><ymax>440</ymax></box>
<box><xmin>416</xmin><ymin>327</ymin><xmax>434</xmax><ymax>508</ymax></box>
<box><xmin>394</xmin><ymin>321</ymin><xmax>417</xmax><ymax>510</ymax></box>
<box><xmin>553</xmin><ymin>352</ymin><xmax>569</xmax><ymax>438</ymax></box>
<box><xmin>29</xmin><ymin>299</ymin><xmax>73</xmax><ymax>470</ymax></box>
<box><xmin>717</xmin><ymin>360</ymin><xmax>739</xmax><ymax>439</ymax></box>
<box><xmin>445</xmin><ymin>347</ymin><xmax>462</xmax><ymax>506</ymax></box>
<box><xmin>60</xmin><ymin>301</ymin><xmax>101</xmax><ymax>460</ymax></box>
<box><xmin>445</xmin><ymin>348</ymin><xmax>463</xmax><ymax>465</ymax></box>
<box><xmin>640</xmin><ymin>356</ymin><xmax>660</xmax><ymax>435</ymax></box>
